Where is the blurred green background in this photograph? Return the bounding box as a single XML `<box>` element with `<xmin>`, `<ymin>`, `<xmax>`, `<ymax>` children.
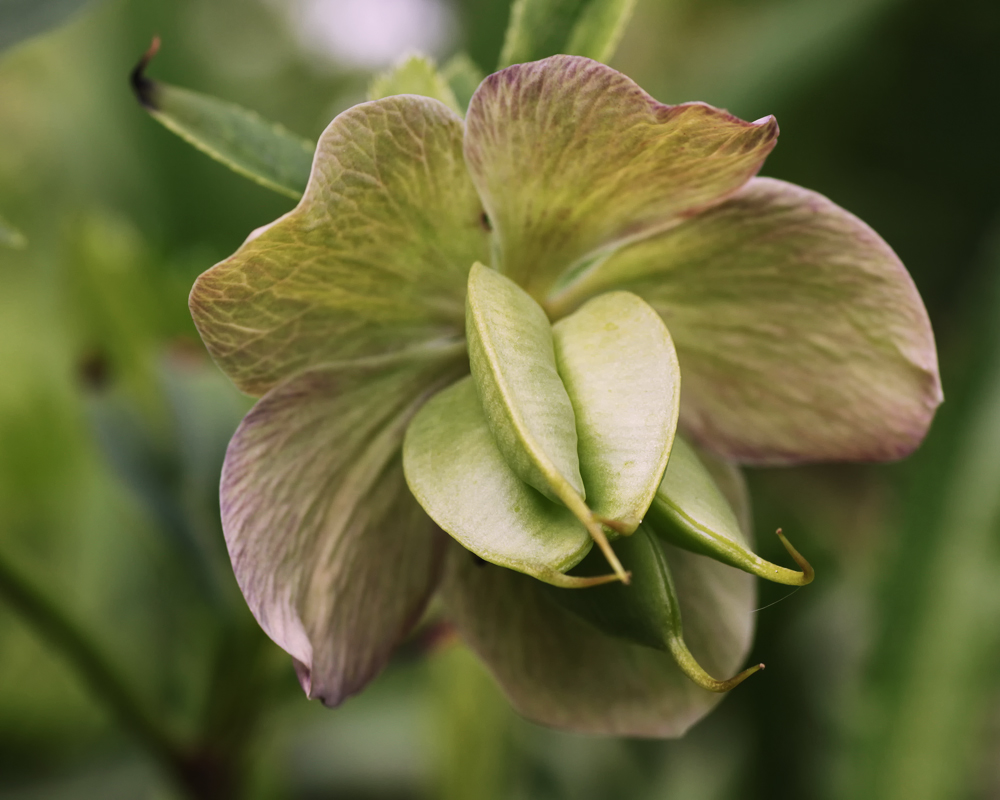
<box><xmin>1</xmin><ymin>0</ymin><xmax>999</xmax><ymax>797</ymax></box>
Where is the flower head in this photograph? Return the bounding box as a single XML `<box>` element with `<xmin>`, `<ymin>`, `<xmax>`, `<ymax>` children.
<box><xmin>190</xmin><ymin>56</ymin><xmax>940</xmax><ymax>736</ymax></box>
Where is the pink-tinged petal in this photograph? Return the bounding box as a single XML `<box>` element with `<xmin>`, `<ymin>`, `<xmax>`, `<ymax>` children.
<box><xmin>191</xmin><ymin>95</ymin><xmax>489</xmax><ymax>397</ymax></box>
<box><xmin>441</xmin><ymin>525</ymin><xmax>755</xmax><ymax>735</ymax></box>
<box><xmin>441</xmin><ymin>441</ymin><xmax>756</xmax><ymax>736</ymax></box>
<box><xmin>222</xmin><ymin>358</ymin><xmax>462</xmax><ymax>705</ymax></box>
<box><xmin>550</xmin><ymin>177</ymin><xmax>942</xmax><ymax>465</ymax></box>
<box><xmin>463</xmin><ymin>55</ymin><xmax>777</xmax><ymax>298</ymax></box>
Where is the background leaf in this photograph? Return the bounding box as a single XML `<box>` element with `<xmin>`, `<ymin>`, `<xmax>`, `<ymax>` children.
<box><xmin>131</xmin><ymin>40</ymin><xmax>315</xmax><ymax>200</ymax></box>
<box><xmin>0</xmin><ymin>212</ymin><xmax>26</xmax><ymax>249</ymax></box>
<box><xmin>368</xmin><ymin>54</ymin><xmax>461</xmax><ymax>115</ymax></box>
<box><xmin>442</xmin><ymin>53</ymin><xmax>485</xmax><ymax>114</ymax></box>
<box><xmin>498</xmin><ymin>0</ymin><xmax>636</xmax><ymax>67</ymax></box>
<box><xmin>838</xmin><ymin>231</ymin><xmax>1000</xmax><ymax>800</ymax></box>
<box><xmin>0</xmin><ymin>0</ymin><xmax>92</xmax><ymax>53</ymax></box>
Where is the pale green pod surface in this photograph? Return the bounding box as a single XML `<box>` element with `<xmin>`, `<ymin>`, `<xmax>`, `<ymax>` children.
<box><xmin>552</xmin><ymin>290</ymin><xmax>680</xmax><ymax>533</ymax></box>
<box><xmin>647</xmin><ymin>436</ymin><xmax>811</xmax><ymax>586</ymax></box>
<box><xmin>466</xmin><ymin>263</ymin><xmax>584</xmax><ymax>504</ymax></box>
<box><xmin>403</xmin><ymin>377</ymin><xmax>595</xmax><ymax>587</ymax></box>
<box><xmin>369</xmin><ymin>54</ymin><xmax>462</xmax><ymax>115</ymax></box>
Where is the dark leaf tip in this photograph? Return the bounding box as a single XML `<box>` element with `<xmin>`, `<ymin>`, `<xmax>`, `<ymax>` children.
<box><xmin>130</xmin><ymin>36</ymin><xmax>162</xmax><ymax>111</ymax></box>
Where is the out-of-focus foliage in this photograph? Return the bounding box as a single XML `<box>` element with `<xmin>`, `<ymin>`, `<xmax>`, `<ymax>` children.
<box><xmin>498</xmin><ymin>0</ymin><xmax>636</xmax><ymax>66</ymax></box>
<box><xmin>0</xmin><ymin>0</ymin><xmax>93</xmax><ymax>53</ymax></box>
<box><xmin>0</xmin><ymin>0</ymin><xmax>998</xmax><ymax>798</ymax></box>
<box><xmin>132</xmin><ymin>43</ymin><xmax>315</xmax><ymax>200</ymax></box>
<box><xmin>0</xmin><ymin>212</ymin><xmax>26</xmax><ymax>248</ymax></box>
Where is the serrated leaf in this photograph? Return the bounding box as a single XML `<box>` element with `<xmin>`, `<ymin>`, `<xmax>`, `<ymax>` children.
<box><xmin>464</xmin><ymin>57</ymin><xmax>778</xmax><ymax>300</ymax></box>
<box><xmin>190</xmin><ymin>95</ymin><xmax>488</xmax><ymax>397</ymax></box>
<box><xmin>498</xmin><ymin>0</ymin><xmax>637</xmax><ymax>68</ymax></box>
<box><xmin>0</xmin><ymin>0</ymin><xmax>91</xmax><ymax>53</ymax></box>
<box><xmin>442</xmin><ymin>53</ymin><xmax>485</xmax><ymax>114</ymax></box>
<box><xmin>402</xmin><ymin>377</ymin><xmax>594</xmax><ymax>586</ymax></box>
<box><xmin>552</xmin><ymin>177</ymin><xmax>942</xmax><ymax>464</ymax></box>
<box><xmin>552</xmin><ymin>290</ymin><xmax>679</xmax><ymax>533</ymax></box>
<box><xmin>369</xmin><ymin>54</ymin><xmax>461</xmax><ymax>115</ymax></box>
<box><xmin>131</xmin><ymin>41</ymin><xmax>314</xmax><ymax>199</ymax></box>
<box><xmin>466</xmin><ymin>263</ymin><xmax>584</xmax><ymax>503</ymax></box>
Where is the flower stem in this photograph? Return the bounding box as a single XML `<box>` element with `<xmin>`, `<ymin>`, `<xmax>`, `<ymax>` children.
<box><xmin>0</xmin><ymin>550</ymin><xmax>201</xmax><ymax>790</ymax></box>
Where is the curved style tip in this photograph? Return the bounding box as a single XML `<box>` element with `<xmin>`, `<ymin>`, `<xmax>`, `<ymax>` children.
<box><xmin>546</xmin><ymin>570</ymin><xmax>631</xmax><ymax>589</ymax></box>
<box><xmin>719</xmin><ymin>662</ymin><xmax>765</xmax><ymax>691</ymax></box>
<box><xmin>130</xmin><ymin>36</ymin><xmax>162</xmax><ymax>110</ymax></box>
<box><xmin>588</xmin><ymin>522</ymin><xmax>631</xmax><ymax>585</ymax></box>
<box><xmin>736</xmin><ymin>528</ymin><xmax>815</xmax><ymax>586</ymax></box>
<box><xmin>775</xmin><ymin>528</ymin><xmax>814</xmax><ymax>585</ymax></box>
<box><xmin>597</xmin><ymin>516</ymin><xmax>635</xmax><ymax>536</ymax></box>
<box><xmin>558</xmin><ymin>491</ymin><xmax>631</xmax><ymax>584</ymax></box>
<box><xmin>667</xmin><ymin>634</ymin><xmax>765</xmax><ymax>693</ymax></box>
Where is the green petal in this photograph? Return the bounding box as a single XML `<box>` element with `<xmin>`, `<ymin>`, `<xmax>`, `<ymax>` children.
<box><xmin>466</xmin><ymin>263</ymin><xmax>584</xmax><ymax>502</ymax></box>
<box><xmin>464</xmin><ymin>56</ymin><xmax>778</xmax><ymax>299</ymax></box>
<box><xmin>551</xmin><ymin>177</ymin><xmax>942</xmax><ymax>464</ymax></box>
<box><xmin>552</xmin><ymin>291</ymin><xmax>680</xmax><ymax>532</ymax></box>
<box><xmin>221</xmin><ymin>358</ymin><xmax>460</xmax><ymax>706</ymax></box>
<box><xmin>647</xmin><ymin>436</ymin><xmax>812</xmax><ymax>586</ymax></box>
<box><xmin>498</xmin><ymin>0</ymin><xmax>637</xmax><ymax>68</ymax></box>
<box><xmin>403</xmin><ymin>377</ymin><xmax>595</xmax><ymax>586</ymax></box>
<box><xmin>441</xmin><ymin>536</ymin><xmax>755</xmax><ymax>736</ymax></box>
<box><xmin>132</xmin><ymin>40</ymin><xmax>314</xmax><ymax>200</ymax></box>
<box><xmin>368</xmin><ymin>54</ymin><xmax>462</xmax><ymax>116</ymax></box>
<box><xmin>191</xmin><ymin>95</ymin><xmax>489</xmax><ymax>396</ymax></box>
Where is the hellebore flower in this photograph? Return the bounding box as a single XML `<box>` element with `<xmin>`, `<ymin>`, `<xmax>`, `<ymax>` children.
<box><xmin>190</xmin><ymin>56</ymin><xmax>941</xmax><ymax>736</ymax></box>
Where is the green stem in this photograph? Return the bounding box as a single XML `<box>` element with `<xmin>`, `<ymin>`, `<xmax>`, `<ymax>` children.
<box><xmin>0</xmin><ymin>551</ymin><xmax>183</xmax><ymax>779</ymax></box>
